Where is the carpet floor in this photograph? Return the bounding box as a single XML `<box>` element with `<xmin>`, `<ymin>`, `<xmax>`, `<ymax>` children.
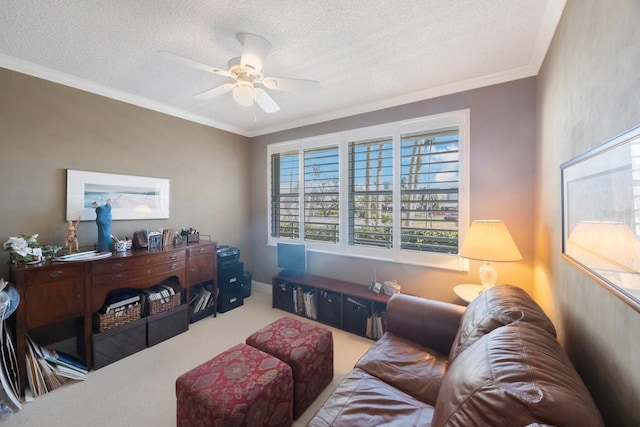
<box><xmin>3</xmin><ymin>283</ymin><xmax>373</xmax><ymax>426</ymax></box>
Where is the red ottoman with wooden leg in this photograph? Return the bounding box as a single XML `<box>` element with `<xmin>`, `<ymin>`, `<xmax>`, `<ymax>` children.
<box><xmin>176</xmin><ymin>343</ymin><xmax>293</xmax><ymax>427</ymax></box>
<box><xmin>246</xmin><ymin>317</ymin><xmax>334</xmax><ymax>419</ymax></box>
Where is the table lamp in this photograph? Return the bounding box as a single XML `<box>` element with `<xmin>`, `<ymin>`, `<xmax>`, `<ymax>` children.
<box><xmin>459</xmin><ymin>220</ymin><xmax>522</xmax><ymax>290</ymax></box>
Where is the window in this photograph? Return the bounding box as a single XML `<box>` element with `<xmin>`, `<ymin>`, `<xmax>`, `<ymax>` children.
<box><xmin>268</xmin><ymin>110</ymin><xmax>469</xmax><ymax>270</ymax></box>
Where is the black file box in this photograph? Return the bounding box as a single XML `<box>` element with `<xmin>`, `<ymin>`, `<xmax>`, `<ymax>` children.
<box><xmin>317</xmin><ymin>290</ymin><xmax>341</xmax><ymax>328</ymax></box>
<box><xmin>342</xmin><ymin>295</ymin><xmax>370</xmax><ymax>336</ymax></box>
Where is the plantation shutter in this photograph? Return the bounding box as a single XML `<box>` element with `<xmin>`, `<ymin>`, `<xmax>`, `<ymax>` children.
<box><xmin>303</xmin><ymin>146</ymin><xmax>340</xmax><ymax>243</ymax></box>
<box><xmin>348</xmin><ymin>137</ymin><xmax>394</xmax><ymax>248</ymax></box>
<box><xmin>400</xmin><ymin>127</ymin><xmax>460</xmax><ymax>253</ymax></box>
<box><xmin>271</xmin><ymin>151</ymin><xmax>300</xmax><ymax>238</ymax></box>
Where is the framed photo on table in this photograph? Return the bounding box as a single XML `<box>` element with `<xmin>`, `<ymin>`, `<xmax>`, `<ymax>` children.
<box><xmin>66</xmin><ymin>170</ymin><xmax>170</xmax><ymax>221</ymax></box>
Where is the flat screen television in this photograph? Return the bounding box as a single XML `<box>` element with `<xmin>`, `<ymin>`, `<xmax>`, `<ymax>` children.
<box><xmin>277</xmin><ymin>242</ymin><xmax>307</xmax><ymax>275</ymax></box>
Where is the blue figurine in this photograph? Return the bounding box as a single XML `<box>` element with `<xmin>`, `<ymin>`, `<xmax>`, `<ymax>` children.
<box><xmin>93</xmin><ymin>199</ymin><xmax>112</xmax><ymax>253</ymax></box>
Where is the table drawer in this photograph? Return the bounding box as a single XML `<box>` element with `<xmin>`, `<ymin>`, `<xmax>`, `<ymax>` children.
<box><xmin>25</xmin><ymin>264</ymin><xmax>84</xmax><ymax>283</ymax></box>
<box><xmin>91</xmin><ymin>250</ymin><xmax>186</xmax><ymax>274</ymax></box>
<box><xmin>92</xmin><ymin>260</ymin><xmax>185</xmax><ymax>287</ymax></box>
<box><xmin>187</xmin><ymin>244</ymin><xmax>216</xmax><ymax>257</ymax></box>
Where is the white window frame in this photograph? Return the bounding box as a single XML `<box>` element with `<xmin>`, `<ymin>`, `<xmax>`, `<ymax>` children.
<box><xmin>267</xmin><ymin>109</ymin><xmax>470</xmax><ymax>271</ymax></box>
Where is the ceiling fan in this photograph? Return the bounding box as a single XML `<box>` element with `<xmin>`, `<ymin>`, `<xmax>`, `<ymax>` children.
<box><xmin>159</xmin><ymin>33</ymin><xmax>320</xmax><ymax>113</ymax></box>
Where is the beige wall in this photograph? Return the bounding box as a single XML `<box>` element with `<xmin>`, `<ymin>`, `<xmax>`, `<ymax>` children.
<box><xmin>250</xmin><ymin>78</ymin><xmax>537</xmax><ymax>302</ymax></box>
<box><xmin>0</xmin><ymin>68</ymin><xmax>252</xmax><ymax>281</ymax></box>
<box><xmin>536</xmin><ymin>0</ymin><xmax>640</xmax><ymax>425</ymax></box>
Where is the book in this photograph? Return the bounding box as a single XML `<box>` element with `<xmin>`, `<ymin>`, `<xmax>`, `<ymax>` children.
<box><xmin>50</xmin><ymin>364</ymin><xmax>86</xmax><ymax>381</ymax></box>
<box><xmin>108</xmin><ymin>294</ymin><xmax>141</xmax><ymax>309</ymax></box>
<box><xmin>100</xmin><ymin>291</ymin><xmax>142</xmax><ymax>314</ymax></box>
<box><xmin>198</xmin><ymin>289</ymin><xmax>212</xmax><ymax>312</ymax></box>
<box><xmin>36</xmin><ymin>357</ymin><xmax>65</xmax><ymax>391</ymax></box>
<box><xmin>44</xmin><ymin>350</ymin><xmax>88</xmax><ymax>375</ymax></box>
<box><xmin>25</xmin><ymin>340</ymin><xmax>45</xmax><ymax>396</ymax></box>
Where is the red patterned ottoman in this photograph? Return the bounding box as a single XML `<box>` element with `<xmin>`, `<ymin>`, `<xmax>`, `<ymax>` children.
<box><xmin>246</xmin><ymin>317</ymin><xmax>334</xmax><ymax>419</ymax></box>
<box><xmin>175</xmin><ymin>343</ymin><xmax>293</xmax><ymax>427</ymax></box>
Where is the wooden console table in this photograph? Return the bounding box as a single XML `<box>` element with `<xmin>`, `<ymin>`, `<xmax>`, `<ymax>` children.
<box><xmin>10</xmin><ymin>241</ymin><xmax>217</xmax><ymax>395</ymax></box>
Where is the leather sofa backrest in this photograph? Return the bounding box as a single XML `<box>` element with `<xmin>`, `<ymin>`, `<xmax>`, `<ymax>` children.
<box><xmin>448</xmin><ymin>284</ymin><xmax>556</xmax><ymax>362</ymax></box>
<box><xmin>433</xmin><ymin>322</ymin><xmax>604</xmax><ymax>427</ymax></box>
<box><xmin>386</xmin><ymin>293</ymin><xmax>464</xmax><ymax>356</ymax></box>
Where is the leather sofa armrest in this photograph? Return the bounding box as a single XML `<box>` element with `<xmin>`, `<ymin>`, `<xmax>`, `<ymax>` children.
<box><xmin>386</xmin><ymin>294</ymin><xmax>465</xmax><ymax>356</ymax></box>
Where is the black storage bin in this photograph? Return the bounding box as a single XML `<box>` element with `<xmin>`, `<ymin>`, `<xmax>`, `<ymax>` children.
<box><xmin>273</xmin><ymin>282</ymin><xmax>294</xmax><ymax>312</ymax></box>
<box><xmin>218</xmin><ymin>291</ymin><xmax>244</xmax><ymax>313</ymax></box>
<box><xmin>317</xmin><ymin>290</ymin><xmax>341</xmax><ymax>328</ymax></box>
<box><xmin>241</xmin><ymin>271</ymin><xmax>252</xmax><ymax>298</ymax></box>
<box><xmin>92</xmin><ymin>317</ymin><xmax>146</xmax><ymax>369</ymax></box>
<box><xmin>342</xmin><ymin>295</ymin><xmax>370</xmax><ymax>336</ymax></box>
<box><xmin>146</xmin><ymin>304</ymin><xmax>189</xmax><ymax>347</ymax></box>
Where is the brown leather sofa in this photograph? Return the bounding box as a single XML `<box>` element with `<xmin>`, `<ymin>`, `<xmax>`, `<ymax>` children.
<box><xmin>307</xmin><ymin>285</ymin><xmax>604</xmax><ymax>426</ymax></box>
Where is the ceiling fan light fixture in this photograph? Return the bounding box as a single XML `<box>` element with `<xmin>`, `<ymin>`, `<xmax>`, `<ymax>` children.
<box><xmin>232</xmin><ymin>82</ymin><xmax>254</xmax><ymax>107</ymax></box>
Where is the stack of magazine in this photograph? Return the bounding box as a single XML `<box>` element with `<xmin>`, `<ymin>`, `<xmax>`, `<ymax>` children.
<box><xmin>292</xmin><ymin>286</ymin><xmax>317</xmax><ymax>320</ymax></box>
<box><xmin>139</xmin><ymin>281</ymin><xmax>177</xmax><ymax>315</ymax></box>
<box><xmin>0</xmin><ymin>319</ymin><xmax>21</xmax><ymax>413</ymax></box>
<box><xmin>190</xmin><ymin>283</ymin><xmax>215</xmax><ymax>315</ymax></box>
<box><xmin>98</xmin><ymin>291</ymin><xmax>141</xmax><ymax>315</ymax></box>
<box><xmin>24</xmin><ymin>336</ymin><xmax>87</xmax><ymax>401</ymax></box>
<box><xmin>366</xmin><ymin>311</ymin><xmax>387</xmax><ymax>340</ymax></box>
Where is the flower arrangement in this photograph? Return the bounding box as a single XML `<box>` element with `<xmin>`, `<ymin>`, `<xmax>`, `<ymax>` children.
<box><xmin>3</xmin><ymin>234</ymin><xmax>41</xmax><ymax>263</ymax></box>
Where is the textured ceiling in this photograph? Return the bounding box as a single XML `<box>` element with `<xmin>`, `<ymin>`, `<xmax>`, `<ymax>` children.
<box><xmin>0</xmin><ymin>1</ymin><xmax>565</xmax><ymax>137</ymax></box>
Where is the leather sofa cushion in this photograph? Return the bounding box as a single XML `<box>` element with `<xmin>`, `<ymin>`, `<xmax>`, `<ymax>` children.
<box><xmin>433</xmin><ymin>322</ymin><xmax>604</xmax><ymax>427</ymax></box>
<box><xmin>448</xmin><ymin>284</ymin><xmax>556</xmax><ymax>362</ymax></box>
<box><xmin>355</xmin><ymin>332</ymin><xmax>448</xmax><ymax>405</ymax></box>
<box><xmin>307</xmin><ymin>367</ymin><xmax>435</xmax><ymax>427</ymax></box>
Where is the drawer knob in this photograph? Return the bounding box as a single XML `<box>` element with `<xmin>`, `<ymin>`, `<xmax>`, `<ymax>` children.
<box><xmin>199</xmin><ymin>248</ymin><xmax>206</xmax><ymax>254</ymax></box>
<box><xmin>112</xmin><ymin>274</ymin><xmax>123</xmax><ymax>282</ymax></box>
<box><xmin>170</xmin><ymin>254</ymin><xmax>178</xmax><ymax>260</ymax></box>
<box><xmin>170</xmin><ymin>263</ymin><xmax>178</xmax><ymax>270</ymax></box>
<box><xmin>111</xmin><ymin>263</ymin><xmax>123</xmax><ymax>270</ymax></box>
<box><xmin>49</xmin><ymin>270</ymin><xmax>64</xmax><ymax>278</ymax></box>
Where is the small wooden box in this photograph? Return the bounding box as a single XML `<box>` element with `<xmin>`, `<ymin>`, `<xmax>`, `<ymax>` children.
<box><xmin>146</xmin><ymin>304</ymin><xmax>188</xmax><ymax>347</ymax></box>
<box><xmin>92</xmin><ymin>317</ymin><xmax>146</xmax><ymax>369</ymax></box>
<box><xmin>181</xmin><ymin>230</ymin><xmax>199</xmax><ymax>243</ymax></box>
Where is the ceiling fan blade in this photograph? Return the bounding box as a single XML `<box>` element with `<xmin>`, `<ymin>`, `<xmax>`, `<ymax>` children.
<box><xmin>260</xmin><ymin>76</ymin><xmax>321</xmax><ymax>92</ymax></box>
<box><xmin>158</xmin><ymin>50</ymin><xmax>230</xmax><ymax>77</ymax></box>
<box><xmin>238</xmin><ymin>33</ymin><xmax>272</xmax><ymax>74</ymax></box>
<box><xmin>254</xmin><ymin>88</ymin><xmax>280</xmax><ymax>113</ymax></box>
<box><xmin>194</xmin><ymin>83</ymin><xmax>235</xmax><ymax>100</ymax></box>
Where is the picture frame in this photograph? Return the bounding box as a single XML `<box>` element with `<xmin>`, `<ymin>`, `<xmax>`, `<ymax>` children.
<box><xmin>66</xmin><ymin>170</ymin><xmax>170</xmax><ymax>221</ymax></box>
<box><xmin>561</xmin><ymin>125</ymin><xmax>640</xmax><ymax>311</ymax></box>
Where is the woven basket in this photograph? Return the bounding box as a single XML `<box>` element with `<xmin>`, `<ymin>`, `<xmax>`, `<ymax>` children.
<box><xmin>148</xmin><ymin>293</ymin><xmax>181</xmax><ymax>316</ymax></box>
<box><xmin>94</xmin><ymin>303</ymin><xmax>141</xmax><ymax>332</ymax></box>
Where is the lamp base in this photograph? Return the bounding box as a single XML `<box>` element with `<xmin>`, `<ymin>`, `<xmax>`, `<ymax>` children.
<box><xmin>479</xmin><ymin>261</ymin><xmax>498</xmax><ymax>291</ymax></box>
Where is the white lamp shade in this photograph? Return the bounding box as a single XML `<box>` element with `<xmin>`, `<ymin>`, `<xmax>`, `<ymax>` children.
<box><xmin>459</xmin><ymin>220</ymin><xmax>522</xmax><ymax>262</ymax></box>
<box><xmin>232</xmin><ymin>83</ymin><xmax>254</xmax><ymax>106</ymax></box>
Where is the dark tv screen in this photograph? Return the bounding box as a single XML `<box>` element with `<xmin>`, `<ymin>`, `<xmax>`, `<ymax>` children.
<box><xmin>277</xmin><ymin>242</ymin><xmax>307</xmax><ymax>274</ymax></box>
